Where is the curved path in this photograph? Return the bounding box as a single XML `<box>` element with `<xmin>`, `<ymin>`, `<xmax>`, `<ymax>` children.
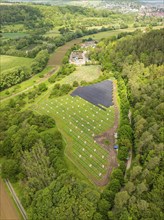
<box><xmin>94</xmin><ymin>80</ymin><xmax>119</xmax><ymax>186</ymax></box>
<box><xmin>0</xmin><ymin>38</ymin><xmax>82</xmax><ymax>103</ymax></box>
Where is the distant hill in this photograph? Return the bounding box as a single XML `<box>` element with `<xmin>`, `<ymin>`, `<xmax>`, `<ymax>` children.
<box><xmin>1</xmin><ymin>0</ymin><xmax>163</xmax><ymax>7</ymax></box>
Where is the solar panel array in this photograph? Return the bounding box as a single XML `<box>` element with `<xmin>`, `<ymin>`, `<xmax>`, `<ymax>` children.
<box><xmin>71</xmin><ymin>80</ymin><xmax>113</xmax><ymax>109</ymax></box>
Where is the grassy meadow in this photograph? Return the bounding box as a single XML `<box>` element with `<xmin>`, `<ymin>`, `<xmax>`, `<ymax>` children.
<box><xmin>60</xmin><ymin>65</ymin><xmax>102</xmax><ymax>84</ymax></box>
<box><xmin>35</xmin><ymin>95</ymin><xmax>115</xmax><ymax>183</ymax></box>
<box><xmin>1</xmin><ymin>55</ymin><xmax>32</xmax><ymax>75</ymax></box>
<box><xmin>84</xmin><ymin>26</ymin><xmax>164</xmax><ymax>40</ymax></box>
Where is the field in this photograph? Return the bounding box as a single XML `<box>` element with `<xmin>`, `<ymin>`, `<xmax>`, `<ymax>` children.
<box><xmin>0</xmin><ymin>179</ymin><xmax>20</xmax><ymax>220</ymax></box>
<box><xmin>1</xmin><ymin>32</ymin><xmax>29</xmax><ymax>39</ymax></box>
<box><xmin>83</xmin><ymin>28</ymin><xmax>136</xmax><ymax>40</ymax></box>
<box><xmin>84</xmin><ymin>26</ymin><xmax>164</xmax><ymax>40</ymax></box>
<box><xmin>44</xmin><ymin>28</ymin><xmax>61</xmax><ymax>38</ymax></box>
<box><xmin>35</xmin><ymin>90</ymin><xmax>115</xmax><ymax>185</ymax></box>
<box><xmin>48</xmin><ymin>38</ymin><xmax>82</xmax><ymax>66</ymax></box>
<box><xmin>60</xmin><ymin>65</ymin><xmax>102</xmax><ymax>84</ymax></box>
<box><xmin>1</xmin><ymin>55</ymin><xmax>32</xmax><ymax>75</ymax></box>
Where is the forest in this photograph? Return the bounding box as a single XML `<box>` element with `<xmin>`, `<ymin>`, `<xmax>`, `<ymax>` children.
<box><xmin>0</xmin><ymin>2</ymin><xmax>163</xmax><ymax>220</ymax></box>
<box><xmin>88</xmin><ymin>28</ymin><xmax>163</xmax><ymax>220</ymax></box>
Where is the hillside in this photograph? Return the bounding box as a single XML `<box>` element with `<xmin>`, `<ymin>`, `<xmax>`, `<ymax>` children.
<box><xmin>2</xmin><ymin>0</ymin><xmax>164</xmax><ymax>7</ymax></box>
<box><xmin>89</xmin><ymin>28</ymin><xmax>164</xmax><ymax>220</ymax></box>
<box><xmin>0</xmin><ymin>2</ymin><xmax>163</xmax><ymax>220</ymax></box>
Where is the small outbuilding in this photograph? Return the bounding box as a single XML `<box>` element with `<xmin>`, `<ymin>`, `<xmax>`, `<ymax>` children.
<box><xmin>114</xmin><ymin>145</ymin><xmax>119</xmax><ymax>150</ymax></box>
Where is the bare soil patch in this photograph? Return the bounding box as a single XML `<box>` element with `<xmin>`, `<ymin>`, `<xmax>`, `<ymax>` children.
<box><xmin>94</xmin><ymin>81</ymin><xmax>119</xmax><ymax>186</ymax></box>
<box><xmin>0</xmin><ymin>179</ymin><xmax>20</xmax><ymax>220</ymax></box>
<box><xmin>48</xmin><ymin>39</ymin><xmax>82</xmax><ymax>66</ymax></box>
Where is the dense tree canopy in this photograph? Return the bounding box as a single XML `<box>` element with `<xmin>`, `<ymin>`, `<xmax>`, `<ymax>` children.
<box><xmin>0</xmin><ymin>104</ymin><xmax>99</xmax><ymax>219</ymax></box>
<box><xmin>91</xmin><ymin>28</ymin><xmax>164</xmax><ymax>220</ymax></box>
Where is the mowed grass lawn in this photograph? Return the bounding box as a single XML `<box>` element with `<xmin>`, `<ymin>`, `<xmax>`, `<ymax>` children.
<box><xmin>60</xmin><ymin>65</ymin><xmax>102</xmax><ymax>84</ymax></box>
<box><xmin>1</xmin><ymin>55</ymin><xmax>32</xmax><ymax>75</ymax></box>
<box><xmin>35</xmin><ymin>95</ymin><xmax>115</xmax><ymax>182</ymax></box>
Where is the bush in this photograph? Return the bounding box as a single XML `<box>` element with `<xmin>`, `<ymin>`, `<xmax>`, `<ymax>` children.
<box><xmin>50</xmin><ymin>83</ymin><xmax>72</xmax><ymax>98</ymax></box>
<box><xmin>80</xmin><ymin>80</ymin><xmax>87</xmax><ymax>86</ymax></box>
<box><xmin>38</xmin><ymin>83</ymin><xmax>47</xmax><ymax>92</ymax></box>
<box><xmin>73</xmin><ymin>81</ymin><xmax>79</xmax><ymax>87</ymax></box>
<box><xmin>1</xmin><ymin>159</ymin><xmax>20</xmax><ymax>181</ymax></box>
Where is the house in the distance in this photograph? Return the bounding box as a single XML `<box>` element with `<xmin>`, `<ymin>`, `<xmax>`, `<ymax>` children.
<box><xmin>69</xmin><ymin>50</ymin><xmax>88</xmax><ymax>65</ymax></box>
<box><xmin>81</xmin><ymin>40</ymin><xmax>97</xmax><ymax>49</ymax></box>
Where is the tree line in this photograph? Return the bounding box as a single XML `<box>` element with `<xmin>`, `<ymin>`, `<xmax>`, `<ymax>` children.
<box><xmin>0</xmin><ymin>50</ymin><xmax>49</xmax><ymax>91</ymax></box>
<box><xmin>89</xmin><ymin>28</ymin><xmax>164</xmax><ymax>219</ymax></box>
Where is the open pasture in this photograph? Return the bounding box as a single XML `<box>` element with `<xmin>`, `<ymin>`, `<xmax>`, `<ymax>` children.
<box><xmin>35</xmin><ymin>95</ymin><xmax>115</xmax><ymax>184</ymax></box>
<box><xmin>60</xmin><ymin>65</ymin><xmax>102</xmax><ymax>84</ymax></box>
<box><xmin>1</xmin><ymin>55</ymin><xmax>32</xmax><ymax>75</ymax></box>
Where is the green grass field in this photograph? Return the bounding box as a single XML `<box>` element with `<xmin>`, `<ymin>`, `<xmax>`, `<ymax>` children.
<box><xmin>60</xmin><ymin>65</ymin><xmax>102</xmax><ymax>84</ymax></box>
<box><xmin>1</xmin><ymin>32</ymin><xmax>29</xmax><ymax>39</ymax></box>
<box><xmin>83</xmin><ymin>26</ymin><xmax>164</xmax><ymax>40</ymax></box>
<box><xmin>44</xmin><ymin>29</ymin><xmax>61</xmax><ymax>38</ymax></box>
<box><xmin>1</xmin><ymin>55</ymin><xmax>32</xmax><ymax>75</ymax></box>
<box><xmin>35</xmin><ymin>94</ymin><xmax>115</xmax><ymax>183</ymax></box>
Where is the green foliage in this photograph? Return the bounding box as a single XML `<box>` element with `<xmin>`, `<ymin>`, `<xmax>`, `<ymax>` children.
<box><xmin>28</xmin><ymin>173</ymin><xmax>99</xmax><ymax>220</ymax></box>
<box><xmin>80</xmin><ymin>80</ymin><xmax>87</xmax><ymax>86</ymax></box>
<box><xmin>73</xmin><ymin>81</ymin><xmax>79</xmax><ymax>87</ymax></box>
<box><xmin>1</xmin><ymin>159</ymin><xmax>19</xmax><ymax>181</ymax></box>
<box><xmin>32</xmin><ymin>50</ymin><xmax>49</xmax><ymax>74</ymax></box>
<box><xmin>98</xmin><ymin>198</ymin><xmax>111</xmax><ymax>216</ymax></box>
<box><xmin>114</xmin><ymin>191</ymin><xmax>130</xmax><ymax>210</ymax></box>
<box><xmin>50</xmin><ymin>83</ymin><xmax>73</xmax><ymax>98</ymax></box>
<box><xmin>106</xmin><ymin>29</ymin><xmax>164</xmax><ymax>71</ymax></box>
<box><xmin>0</xmin><ymin>99</ymin><xmax>103</xmax><ymax>219</ymax></box>
<box><xmin>22</xmin><ymin>141</ymin><xmax>55</xmax><ymax>192</ymax></box>
<box><xmin>38</xmin><ymin>83</ymin><xmax>48</xmax><ymax>92</ymax></box>
<box><xmin>0</xmin><ymin>5</ymin><xmax>43</xmax><ymax>25</ymax></box>
<box><xmin>92</xmin><ymin>28</ymin><xmax>164</xmax><ymax>219</ymax></box>
<box><xmin>0</xmin><ymin>66</ymin><xmax>32</xmax><ymax>91</ymax></box>
<box><xmin>48</xmin><ymin>64</ymin><xmax>76</xmax><ymax>84</ymax></box>
<box><xmin>111</xmin><ymin>168</ymin><xmax>124</xmax><ymax>185</ymax></box>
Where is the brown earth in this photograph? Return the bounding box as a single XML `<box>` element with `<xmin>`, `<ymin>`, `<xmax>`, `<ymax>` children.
<box><xmin>93</xmin><ymin>80</ymin><xmax>119</xmax><ymax>186</ymax></box>
<box><xmin>48</xmin><ymin>38</ymin><xmax>82</xmax><ymax>66</ymax></box>
<box><xmin>65</xmin><ymin>81</ymin><xmax>119</xmax><ymax>187</ymax></box>
<box><xmin>0</xmin><ymin>179</ymin><xmax>20</xmax><ymax>220</ymax></box>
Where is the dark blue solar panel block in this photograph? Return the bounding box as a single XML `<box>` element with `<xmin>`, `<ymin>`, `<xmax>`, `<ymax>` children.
<box><xmin>71</xmin><ymin>80</ymin><xmax>113</xmax><ymax>109</ymax></box>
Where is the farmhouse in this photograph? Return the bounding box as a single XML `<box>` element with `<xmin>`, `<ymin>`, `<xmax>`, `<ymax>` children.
<box><xmin>69</xmin><ymin>50</ymin><xmax>88</xmax><ymax>65</ymax></box>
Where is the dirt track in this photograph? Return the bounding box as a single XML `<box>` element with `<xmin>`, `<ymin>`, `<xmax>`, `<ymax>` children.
<box><xmin>48</xmin><ymin>38</ymin><xmax>82</xmax><ymax>66</ymax></box>
<box><xmin>0</xmin><ymin>179</ymin><xmax>20</xmax><ymax>220</ymax></box>
<box><xmin>94</xmin><ymin>80</ymin><xmax>119</xmax><ymax>186</ymax></box>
